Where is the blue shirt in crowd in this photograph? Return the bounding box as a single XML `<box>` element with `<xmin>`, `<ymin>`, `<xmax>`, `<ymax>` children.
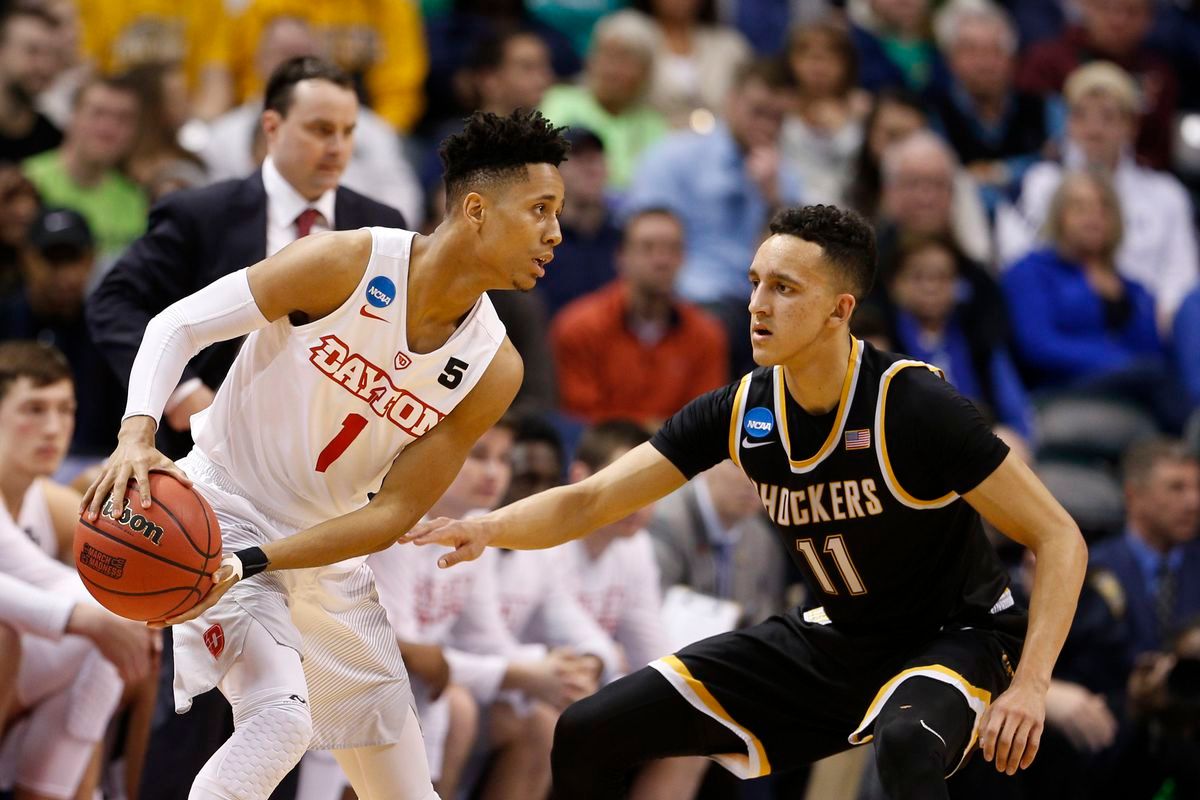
<box><xmin>1173</xmin><ymin>286</ymin><xmax>1200</xmax><ymax>408</ymax></box>
<box><xmin>624</xmin><ymin>122</ymin><xmax>803</xmax><ymax>305</ymax></box>
<box><xmin>1001</xmin><ymin>248</ymin><xmax>1161</xmax><ymax>387</ymax></box>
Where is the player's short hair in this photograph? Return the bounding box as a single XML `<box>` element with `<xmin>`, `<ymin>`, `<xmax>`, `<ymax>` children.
<box><xmin>574</xmin><ymin>419</ymin><xmax>650</xmax><ymax>472</ymax></box>
<box><xmin>1122</xmin><ymin>438</ymin><xmax>1197</xmax><ymax>488</ymax></box>
<box><xmin>769</xmin><ymin>205</ymin><xmax>877</xmax><ymax>301</ymax></box>
<box><xmin>0</xmin><ymin>341</ymin><xmax>72</xmax><ymax>403</ymax></box>
<box><xmin>263</xmin><ymin>56</ymin><xmax>354</xmax><ymax>117</ymax></box>
<box><xmin>439</xmin><ymin>109</ymin><xmax>569</xmax><ymax>207</ymax></box>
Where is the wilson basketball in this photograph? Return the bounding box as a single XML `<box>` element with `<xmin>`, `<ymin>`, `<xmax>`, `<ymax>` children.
<box><xmin>74</xmin><ymin>473</ymin><xmax>222</xmax><ymax>622</ymax></box>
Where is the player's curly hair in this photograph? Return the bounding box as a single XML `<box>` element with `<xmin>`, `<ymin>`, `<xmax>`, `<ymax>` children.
<box><xmin>769</xmin><ymin>205</ymin><xmax>876</xmax><ymax>301</ymax></box>
<box><xmin>439</xmin><ymin>109</ymin><xmax>570</xmax><ymax>206</ymax></box>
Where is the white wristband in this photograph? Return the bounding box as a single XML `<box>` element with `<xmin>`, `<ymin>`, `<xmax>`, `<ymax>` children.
<box><xmin>221</xmin><ymin>553</ymin><xmax>244</xmax><ymax>581</ymax></box>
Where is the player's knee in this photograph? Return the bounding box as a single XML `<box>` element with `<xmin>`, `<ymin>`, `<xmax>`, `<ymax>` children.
<box><xmin>873</xmin><ymin>713</ymin><xmax>947</xmax><ymax>788</ymax></box>
<box><xmin>236</xmin><ymin>694</ymin><xmax>314</xmax><ymax>766</ymax></box>
<box><xmin>551</xmin><ymin>696</ymin><xmax>598</xmax><ymax>773</ymax></box>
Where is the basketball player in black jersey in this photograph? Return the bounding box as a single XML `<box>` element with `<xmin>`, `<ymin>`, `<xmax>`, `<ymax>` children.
<box><xmin>402</xmin><ymin>206</ymin><xmax>1087</xmax><ymax>799</ymax></box>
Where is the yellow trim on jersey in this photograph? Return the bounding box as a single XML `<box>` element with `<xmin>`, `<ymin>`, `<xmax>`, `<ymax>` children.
<box><xmin>848</xmin><ymin>664</ymin><xmax>992</xmax><ymax>777</ymax></box>
<box><xmin>727</xmin><ymin>373</ymin><xmax>754</xmax><ymax>468</ymax></box>
<box><xmin>874</xmin><ymin>361</ymin><xmax>958</xmax><ymax>509</ymax></box>
<box><xmin>651</xmin><ymin>655</ymin><xmax>772</xmax><ymax>778</ymax></box>
<box><xmin>774</xmin><ymin>337</ymin><xmax>863</xmax><ymax>474</ymax></box>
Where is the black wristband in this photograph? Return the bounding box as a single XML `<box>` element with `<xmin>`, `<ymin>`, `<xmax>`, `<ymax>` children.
<box><xmin>235</xmin><ymin>546</ymin><xmax>270</xmax><ymax>579</ymax></box>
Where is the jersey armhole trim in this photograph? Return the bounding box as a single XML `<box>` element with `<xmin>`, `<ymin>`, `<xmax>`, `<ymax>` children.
<box><xmin>874</xmin><ymin>361</ymin><xmax>958</xmax><ymax>509</ymax></box>
<box><xmin>649</xmin><ymin>655</ymin><xmax>772</xmax><ymax>779</ymax></box>
<box><xmin>727</xmin><ymin>373</ymin><xmax>754</xmax><ymax>468</ymax></box>
<box><xmin>775</xmin><ymin>337</ymin><xmax>863</xmax><ymax>474</ymax></box>
<box><xmin>847</xmin><ymin>663</ymin><xmax>992</xmax><ymax>777</ymax></box>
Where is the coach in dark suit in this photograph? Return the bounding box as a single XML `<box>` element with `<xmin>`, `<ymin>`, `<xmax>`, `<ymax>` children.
<box><xmin>88</xmin><ymin>56</ymin><xmax>406</xmax><ymax>460</ymax></box>
<box><xmin>85</xmin><ymin>56</ymin><xmax>406</xmax><ymax>800</ymax></box>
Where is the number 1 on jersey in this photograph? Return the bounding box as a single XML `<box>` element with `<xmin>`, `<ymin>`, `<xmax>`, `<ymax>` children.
<box><xmin>795</xmin><ymin>534</ymin><xmax>867</xmax><ymax>596</ymax></box>
<box><xmin>316</xmin><ymin>413</ymin><xmax>368</xmax><ymax>472</ymax></box>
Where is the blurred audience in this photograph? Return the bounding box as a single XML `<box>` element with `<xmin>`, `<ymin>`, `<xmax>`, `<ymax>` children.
<box><xmin>21</xmin><ymin>74</ymin><xmax>146</xmax><ymax>264</ymax></box>
<box><xmin>0</xmin><ymin>165</ymin><xmax>40</xmax><ymax>293</ymax></box>
<box><xmin>1016</xmin><ymin>0</ymin><xmax>1177</xmax><ymax>169</ymax></box>
<box><xmin>0</xmin><ymin>5</ymin><xmax>62</xmax><ymax>161</ymax></box>
<box><xmin>226</xmin><ymin>0</ymin><xmax>428</xmax><ymax>132</ymax></box>
<box><xmin>634</xmin><ymin>0</ymin><xmax>752</xmax><ymax>130</ymax></box>
<box><xmin>1176</xmin><ymin>286</ymin><xmax>1200</xmax><ymax>411</ymax></box>
<box><xmin>535</xmin><ymin>127</ymin><xmax>620</xmax><ymax>317</ymax></box>
<box><xmin>848</xmin><ymin>0</ymin><xmax>947</xmax><ymax>93</ymax></box>
<box><xmin>74</xmin><ymin>0</ymin><xmax>233</xmax><ymax>120</ymax></box>
<box><xmin>540</xmin><ymin>10</ymin><xmax>669</xmax><ymax>189</ymax></box>
<box><xmin>123</xmin><ymin>62</ymin><xmax>205</xmax><ymax>193</ymax></box>
<box><xmin>0</xmin><ymin>209</ymin><xmax>122</xmax><ymax>455</ymax></box>
<box><xmin>885</xmin><ymin>232</ymin><xmax>1032</xmax><ymax>441</ymax></box>
<box><xmin>528</xmin><ymin>0</ymin><xmax>624</xmax><ymax>58</ymax></box>
<box><xmin>202</xmin><ymin>15</ymin><xmax>423</xmax><ymax>226</ymax></box>
<box><xmin>626</xmin><ymin>59</ymin><xmax>800</xmax><ymax>375</ymax></box>
<box><xmin>1000</xmin><ymin>61</ymin><xmax>1199</xmax><ymax>328</ymax></box>
<box><xmin>928</xmin><ymin>0</ymin><xmax>1050</xmax><ymax>215</ymax></box>
<box><xmin>552</xmin><ymin>207</ymin><xmax>727</xmax><ymax>424</ymax></box>
<box><xmin>847</xmin><ymin>86</ymin><xmax>927</xmax><ymax>219</ymax></box>
<box><xmin>780</xmin><ymin>18</ymin><xmax>867</xmax><ymax>206</ymax></box>
<box><xmin>648</xmin><ymin>459</ymin><xmax>788</xmax><ymax>627</ymax></box>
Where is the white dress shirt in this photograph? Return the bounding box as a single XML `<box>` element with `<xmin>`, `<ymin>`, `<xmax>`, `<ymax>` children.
<box><xmin>262</xmin><ymin>155</ymin><xmax>336</xmax><ymax>258</ymax></box>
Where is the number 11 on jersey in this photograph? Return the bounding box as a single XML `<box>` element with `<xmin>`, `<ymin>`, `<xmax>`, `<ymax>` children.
<box><xmin>316</xmin><ymin>413</ymin><xmax>368</xmax><ymax>472</ymax></box>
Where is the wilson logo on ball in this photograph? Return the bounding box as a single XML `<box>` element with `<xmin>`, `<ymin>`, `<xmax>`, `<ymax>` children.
<box><xmin>101</xmin><ymin>497</ymin><xmax>166</xmax><ymax>546</ymax></box>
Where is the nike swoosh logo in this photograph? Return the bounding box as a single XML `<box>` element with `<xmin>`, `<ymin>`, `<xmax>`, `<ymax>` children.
<box><xmin>359</xmin><ymin>305</ymin><xmax>388</xmax><ymax>322</ymax></box>
<box><xmin>741</xmin><ymin>438</ymin><xmax>773</xmax><ymax>449</ymax></box>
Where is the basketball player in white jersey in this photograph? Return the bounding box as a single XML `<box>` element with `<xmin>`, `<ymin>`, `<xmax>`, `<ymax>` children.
<box><xmin>80</xmin><ymin>109</ymin><xmax>570</xmax><ymax>800</ymax></box>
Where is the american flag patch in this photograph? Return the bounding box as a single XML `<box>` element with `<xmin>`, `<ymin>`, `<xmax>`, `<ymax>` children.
<box><xmin>844</xmin><ymin>429</ymin><xmax>871</xmax><ymax>450</ymax></box>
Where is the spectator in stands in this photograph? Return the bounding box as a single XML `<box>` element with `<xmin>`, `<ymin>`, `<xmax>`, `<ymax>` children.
<box><xmin>780</xmin><ymin>18</ymin><xmax>867</xmax><ymax>206</ymax></box>
<box><xmin>74</xmin><ymin>0</ymin><xmax>233</xmax><ymax>120</ymax></box>
<box><xmin>1175</xmin><ymin>286</ymin><xmax>1200</xmax><ymax>411</ymax></box>
<box><xmin>552</xmin><ymin>207</ymin><xmax>728</xmax><ymax>423</ymax></box>
<box><xmin>529</xmin><ymin>0</ymin><xmax>625</xmax><ymax>57</ymax></box>
<box><xmin>928</xmin><ymin>0</ymin><xmax>1050</xmax><ymax>214</ymax></box>
<box><xmin>0</xmin><ymin>5</ymin><xmax>62</xmax><ymax>161</ymax></box>
<box><xmin>633</xmin><ymin>0</ymin><xmax>752</xmax><ymax>129</ymax></box>
<box><xmin>1090</xmin><ymin>439</ymin><xmax>1200</xmax><ymax>658</ymax></box>
<box><xmin>227</xmin><ymin>1</ymin><xmax>428</xmax><ymax>132</ymax></box>
<box><xmin>1002</xmin><ymin>171</ymin><xmax>1162</xmax><ymax>391</ymax></box>
<box><xmin>123</xmin><ymin>62</ymin><xmax>205</xmax><ymax>192</ymax></box>
<box><xmin>999</xmin><ymin>61</ymin><xmax>1199</xmax><ymax>328</ymax></box>
<box><xmin>626</xmin><ymin>59</ymin><xmax>801</xmax><ymax>375</ymax></box>
<box><xmin>886</xmin><ymin>233</ymin><xmax>1033</xmax><ymax>442</ymax></box>
<box><xmin>877</xmin><ymin>129</ymin><xmax>991</xmax><ymax>265</ymax></box>
<box><xmin>848</xmin><ymin>0</ymin><xmax>949</xmax><ymax>93</ymax></box>
<box><xmin>535</xmin><ymin>127</ymin><xmax>620</xmax><ymax>317</ymax></box>
<box><xmin>540</xmin><ymin>10</ymin><xmax>669</xmax><ymax>189</ymax></box>
<box><xmin>202</xmin><ymin>15</ymin><xmax>424</xmax><ymax>227</ymax></box>
<box><xmin>85</xmin><ymin>57</ymin><xmax>403</xmax><ymax>800</ymax></box>
<box><xmin>21</xmin><ymin>74</ymin><xmax>146</xmax><ymax>263</ymax></box>
<box><xmin>503</xmin><ymin>414</ymin><xmax>566</xmax><ymax>507</ymax></box>
<box><xmin>847</xmin><ymin>86</ymin><xmax>928</xmax><ymax>219</ymax></box>
<box><xmin>1016</xmin><ymin>0</ymin><xmax>1176</xmax><ymax>169</ymax></box>
<box><xmin>0</xmin><ymin>209</ymin><xmax>123</xmax><ymax>455</ymax></box>
<box><xmin>0</xmin><ymin>165</ymin><xmax>40</xmax><ymax>294</ymax></box>
<box><xmin>648</xmin><ymin>458</ymin><xmax>787</xmax><ymax>627</ymax></box>
<box><xmin>422</xmin><ymin>0</ymin><xmax>580</xmax><ymax>131</ymax></box>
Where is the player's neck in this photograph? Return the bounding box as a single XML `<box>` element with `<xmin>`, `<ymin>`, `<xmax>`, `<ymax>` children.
<box><xmin>0</xmin><ymin>468</ymin><xmax>34</xmax><ymax>517</ymax></box>
<box><xmin>779</xmin><ymin>333</ymin><xmax>853</xmax><ymax>416</ymax></box>
<box><xmin>406</xmin><ymin>229</ymin><xmax>494</xmax><ymax>351</ymax></box>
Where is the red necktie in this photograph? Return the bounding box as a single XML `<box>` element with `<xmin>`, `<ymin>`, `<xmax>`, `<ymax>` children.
<box><xmin>295</xmin><ymin>208</ymin><xmax>323</xmax><ymax>239</ymax></box>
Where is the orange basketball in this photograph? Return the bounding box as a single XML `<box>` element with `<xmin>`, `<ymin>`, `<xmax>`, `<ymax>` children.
<box><xmin>74</xmin><ymin>473</ymin><xmax>222</xmax><ymax>622</ymax></box>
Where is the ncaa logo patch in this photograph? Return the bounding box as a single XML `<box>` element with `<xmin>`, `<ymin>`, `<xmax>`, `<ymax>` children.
<box><xmin>743</xmin><ymin>407</ymin><xmax>774</xmax><ymax>438</ymax></box>
<box><xmin>366</xmin><ymin>276</ymin><xmax>396</xmax><ymax>308</ymax></box>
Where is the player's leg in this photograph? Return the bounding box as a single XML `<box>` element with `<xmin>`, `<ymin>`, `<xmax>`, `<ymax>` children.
<box><xmin>870</xmin><ymin>677</ymin><xmax>975</xmax><ymax>800</ymax></box>
<box><xmin>0</xmin><ymin>622</ymin><xmax>19</xmax><ymax>727</ymax></box>
<box><xmin>330</xmin><ymin>704</ymin><xmax>439</xmax><ymax>800</ymax></box>
<box><xmin>481</xmin><ymin>699</ymin><xmax>557</xmax><ymax>800</ymax></box>
<box><xmin>551</xmin><ymin>667</ymin><xmax>743</xmax><ymax>800</ymax></box>
<box><xmin>190</xmin><ymin>620</ymin><xmax>313</xmax><ymax>800</ymax></box>
<box><xmin>628</xmin><ymin>757</ymin><xmax>710</xmax><ymax>800</ymax></box>
<box><xmin>436</xmin><ymin>685</ymin><xmax>478</xmax><ymax>799</ymax></box>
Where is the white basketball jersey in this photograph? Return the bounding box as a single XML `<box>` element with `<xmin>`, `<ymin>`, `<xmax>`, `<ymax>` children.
<box><xmin>192</xmin><ymin>227</ymin><xmax>506</xmax><ymax>529</ymax></box>
<box><xmin>17</xmin><ymin>479</ymin><xmax>56</xmax><ymax>557</ymax></box>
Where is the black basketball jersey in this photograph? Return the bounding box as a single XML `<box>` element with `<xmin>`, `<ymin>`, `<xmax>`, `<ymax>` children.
<box><xmin>652</xmin><ymin>338</ymin><xmax>1014</xmax><ymax>636</ymax></box>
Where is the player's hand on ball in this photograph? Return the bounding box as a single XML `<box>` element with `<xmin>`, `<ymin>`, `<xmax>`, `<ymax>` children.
<box><xmin>980</xmin><ymin>679</ymin><xmax>1046</xmax><ymax>775</ymax></box>
<box><xmin>148</xmin><ymin>557</ymin><xmax>239</xmax><ymax>628</ymax></box>
<box><xmin>67</xmin><ymin>603</ymin><xmax>157</xmax><ymax>682</ymax></box>
<box><xmin>81</xmin><ymin>415</ymin><xmax>192</xmax><ymax>522</ymax></box>
<box><xmin>399</xmin><ymin>517</ymin><xmax>493</xmax><ymax>568</ymax></box>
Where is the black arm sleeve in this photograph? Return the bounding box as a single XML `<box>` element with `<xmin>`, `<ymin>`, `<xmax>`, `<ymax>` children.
<box><xmin>85</xmin><ymin>194</ymin><xmax>204</xmax><ymax>389</ymax></box>
<box><xmin>884</xmin><ymin>366</ymin><xmax>1010</xmax><ymax>499</ymax></box>
<box><xmin>650</xmin><ymin>382</ymin><xmax>738</xmax><ymax>479</ymax></box>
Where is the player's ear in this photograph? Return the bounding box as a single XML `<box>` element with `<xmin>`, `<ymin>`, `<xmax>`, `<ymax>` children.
<box><xmin>462</xmin><ymin>191</ymin><xmax>486</xmax><ymax>228</ymax></box>
<box><xmin>829</xmin><ymin>293</ymin><xmax>856</xmax><ymax>327</ymax></box>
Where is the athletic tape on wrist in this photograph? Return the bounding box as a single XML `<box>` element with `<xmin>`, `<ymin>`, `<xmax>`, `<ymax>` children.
<box><xmin>234</xmin><ymin>546</ymin><xmax>269</xmax><ymax>578</ymax></box>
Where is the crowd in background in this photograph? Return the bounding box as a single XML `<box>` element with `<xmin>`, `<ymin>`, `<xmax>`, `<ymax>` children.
<box><xmin>2</xmin><ymin>0</ymin><xmax>1200</xmax><ymax>799</ymax></box>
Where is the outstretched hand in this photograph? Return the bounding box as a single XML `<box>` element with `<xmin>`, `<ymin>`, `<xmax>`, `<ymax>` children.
<box><xmin>979</xmin><ymin>679</ymin><xmax>1046</xmax><ymax>775</ymax></box>
<box><xmin>398</xmin><ymin>516</ymin><xmax>494</xmax><ymax>568</ymax></box>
